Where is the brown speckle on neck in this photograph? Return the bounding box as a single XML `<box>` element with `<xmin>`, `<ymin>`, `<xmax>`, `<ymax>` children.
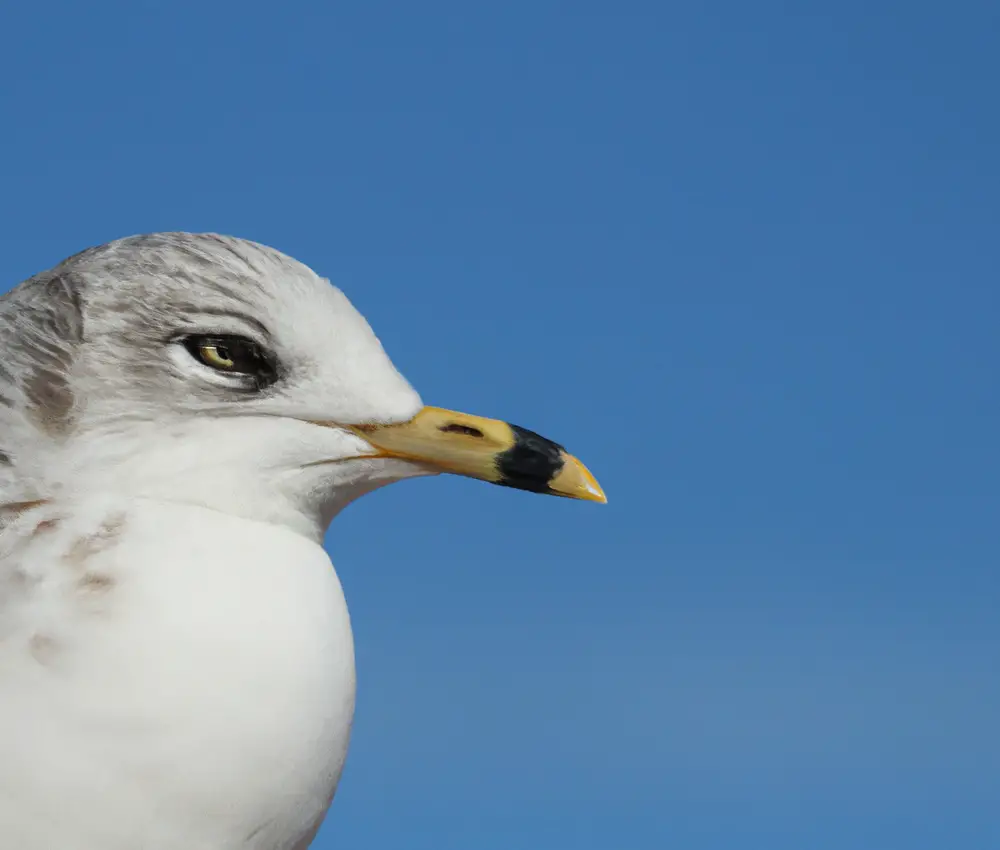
<box><xmin>78</xmin><ymin>571</ymin><xmax>116</xmax><ymax>593</ymax></box>
<box><xmin>65</xmin><ymin>513</ymin><xmax>127</xmax><ymax>566</ymax></box>
<box><xmin>28</xmin><ymin>633</ymin><xmax>59</xmax><ymax>666</ymax></box>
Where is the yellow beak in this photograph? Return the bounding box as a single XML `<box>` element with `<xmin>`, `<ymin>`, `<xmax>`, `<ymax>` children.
<box><xmin>350</xmin><ymin>406</ymin><xmax>606</xmax><ymax>503</ymax></box>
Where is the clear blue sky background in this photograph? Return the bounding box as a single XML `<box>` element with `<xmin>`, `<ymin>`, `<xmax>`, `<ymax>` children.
<box><xmin>2</xmin><ymin>2</ymin><xmax>998</xmax><ymax>848</ymax></box>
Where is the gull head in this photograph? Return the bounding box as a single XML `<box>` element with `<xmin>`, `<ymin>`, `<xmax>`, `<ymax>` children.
<box><xmin>0</xmin><ymin>233</ymin><xmax>604</xmax><ymax>539</ymax></box>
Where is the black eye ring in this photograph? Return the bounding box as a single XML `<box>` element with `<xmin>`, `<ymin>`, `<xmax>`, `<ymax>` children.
<box><xmin>182</xmin><ymin>334</ymin><xmax>279</xmax><ymax>389</ymax></box>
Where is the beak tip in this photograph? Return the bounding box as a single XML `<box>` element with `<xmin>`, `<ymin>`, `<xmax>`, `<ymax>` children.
<box><xmin>581</xmin><ymin>484</ymin><xmax>608</xmax><ymax>505</ymax></box>
<box><xmin>552</xmin><ymin>453</ymin><xmax>608</xmax><ymax>504</ymax></box>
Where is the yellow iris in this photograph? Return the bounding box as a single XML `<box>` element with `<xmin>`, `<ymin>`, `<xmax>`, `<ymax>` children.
<box><xmin>198</xmin><ymin>343</ymin><xmax>235</xmax><ymax>370</ymax></box>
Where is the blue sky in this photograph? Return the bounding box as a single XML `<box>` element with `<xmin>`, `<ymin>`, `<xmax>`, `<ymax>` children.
<box><xmin>2</xmin><ymin>2</ymin><xmax>998</xmax><ymax>847</ymax></box>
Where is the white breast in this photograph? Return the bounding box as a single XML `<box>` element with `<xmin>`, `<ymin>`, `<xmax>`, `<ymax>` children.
<box><xmin>0</xmin><ymin>498</ymin><xmax>356</xmax><ymax>850</ymax></box>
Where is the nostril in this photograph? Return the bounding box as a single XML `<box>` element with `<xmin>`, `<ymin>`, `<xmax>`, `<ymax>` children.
<box><xmin>439</xmin><ymin>423</ymin><xmax>484</xmax><ymax>438</ymax></box>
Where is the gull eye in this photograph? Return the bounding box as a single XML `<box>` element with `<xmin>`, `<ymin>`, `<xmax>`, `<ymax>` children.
<box><xmin>181</xmin><ymin>334</ymin><xmax>278</xmax><ymax>389</ymax></box>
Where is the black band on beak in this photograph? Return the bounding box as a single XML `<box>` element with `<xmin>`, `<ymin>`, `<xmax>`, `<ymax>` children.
<box><xmin>495</xmin><ymin>424</ymin><xmax>567</xmax><ymax>494</ymax></box>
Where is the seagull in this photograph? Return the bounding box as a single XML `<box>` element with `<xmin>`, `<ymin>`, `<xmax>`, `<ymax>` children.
<box><xmin>0</xmin><ymin>233</ymin><xmax>605</xmax><ymax>849</ymax></box>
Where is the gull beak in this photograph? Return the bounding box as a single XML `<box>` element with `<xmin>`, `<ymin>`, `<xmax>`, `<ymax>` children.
<box><xmin>349</xmin><ymin>406</ymin><xmax>607</xmax><ymax>503</ymax></box>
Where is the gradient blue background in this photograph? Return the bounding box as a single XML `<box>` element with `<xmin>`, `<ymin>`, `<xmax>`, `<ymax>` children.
<box><xmin>2</xmin><ymin>2</ymin><xmax>998</xmax><ymax>847</ymax></box>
